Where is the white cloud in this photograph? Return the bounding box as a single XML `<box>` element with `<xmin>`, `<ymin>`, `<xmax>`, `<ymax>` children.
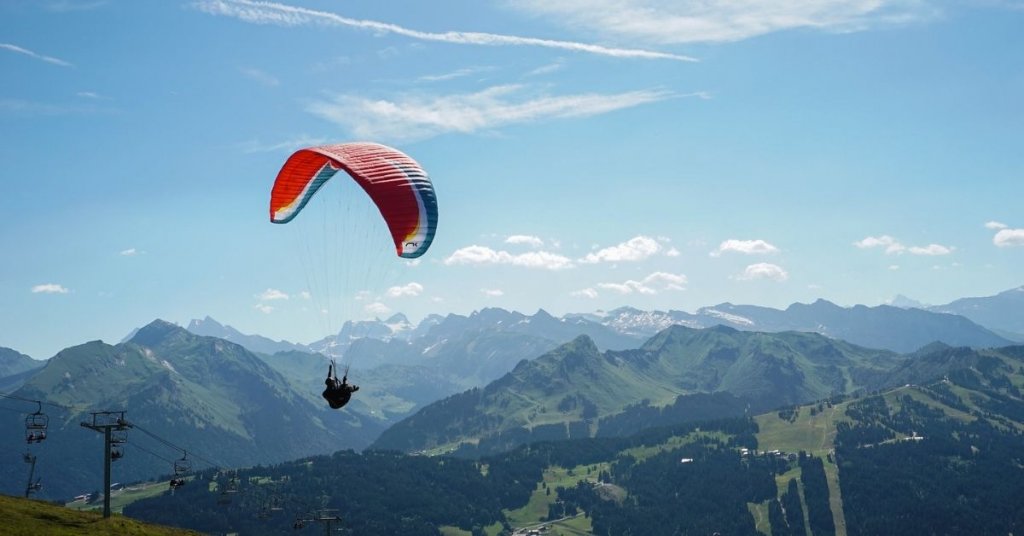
<box><xmin>196</xmin><ymin>0</ymin><xmax>696</xmax><ymax>61</ymax></box>
<box><xmin>31</xmin><ymin>283</ymin><xmax>69</xmax><ymax>294</ymax></box>
<box><xmin>908</xmin><ymin>244</ymin><xmax>953</xmax><ymax>256</ymax></box>
<box><xmin>507</xmin><ymin>0</ymin><xmax>938</xmax><ymax>44</ymax></box>
<box><xmin>527</xmin><ymin>59</ymin><xmax>566</xmax><ymax>76</ymax></box>
<box><xmin>307</xmin><ymin>85</ymin><xmax>674</xmax><ymax>142</ymax></box>
<box><xmin>300</xmin><ymin>291</ymin><xmax>312</xmax><ymax>300</ymax></box>
<box><xmin>853</xmin><ymin>235</ymin><xmax>906</xmax><ymax>254</ymax></box>
<box><xmin>354</xmin><ymin>290</ymin><xmax>372</xmax><ymax>301</ymax></box>
<box><xmin>481</xmin><ymin>288</ymin><xmax>504</xmax><ymax>297</ymax></box>
<box><xmin>444</xmin><ymin>245</ymin><xmax>573</xmax><ymax>270</ymax></box>
<box><xmin>254</xmin><ymin>303</ymin><xmax>274</xmax><ymax>314</ymax></box>
<box><xmin>994</xmin><ymin>228</ymin><xmax>1024</xmax><ymax>248</ymax></box>
<box><xmin>710</xmin><ymin>239</ymin><xmax>779</xmax><ymax>257</ymax></box>
<box><xmin>580</xmin><ymin>236</ymin><xmax>662</xmax><ymax>264</ymax></box>
<box><xmin>239</xmin><ymin>67</ymin><xmax>280</xmax><ymax>87</ymax></box>
<box><xmin>1</xmin><ymin>43</ymin><xmax>72</xmax><ymax>67</ymax></box>
<box><xmin>76</xmin><ymin>91</ymin><xmax>103</xmax><ymax>99</ymax></box>
<box><xmin>386</xmin><ymin>282</ymin><xmax>424</xmax><ymax>298</ymax></box>
<box><xmin>889</xmin><ymin>265</ymin><xmax>901</xmax><ymax>270</ymax></box>
<box><xmin>597</xmin><ymin>271</ymin><xmax>687</xmax><ymax>295</ymax></box>
<box><xmin>419</xmin><ymin>66</ymin><xmax>492</xmax><ymax>82</ymax></box>
<box><xmin>736</xmin><ymin>263</ymin><xmax>789</xmax><ymax>282</ymax></box>
<box><xmin>256</xmin><ymin>288</ymin><xmax>289</xmax><ymax>301</ymax></box>
<box><xmin>505</xmin><ymin>235</ymin><xmax>544</xmax><ymax>248</ymax></box>
<box><xmin>405</xmin><ymin>259</ymin><xmax>422</xmax><ymax>267</ymax></box>
<box><xmin>665</xmin><ymin>247</ymin><xmax>681</xmax><ymax>257</ymax></box>
<box><xmin>119</xmin><ymin>248</ymin><xmax>138</xmax><ymax>256</ymax></box>
<box><xmin>571</xmin><ymin>288</ymin><xmax>598</xmax><ymax>299</ymax></box>
<box><xmin>364</xmin><ymin>302</ymin><xmax>391</xmax><ymax>316</ymax></box>
<box><xmin>985</xmin><ymin>221</ymin><xmax>1008</xmax><ymax>230</ymax></box>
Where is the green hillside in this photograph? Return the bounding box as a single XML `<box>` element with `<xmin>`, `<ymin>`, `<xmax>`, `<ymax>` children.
<box><xmin>753</xmin><ymin>344</ymin><xmax>1024</xmax><ymax>536</ymax></box>
<box><xmin>0</xmin><ymin>494</ymin><xmax>199</xmax><ymax>536</ymax></box>
<box><xmin>0</xmin><ymin>320</ymin><xmax>384</xmax><ymax>500</ymax></box>
<box><xmin>123</xmin><ymin>342</ymin><xmax>1024</xmax><ymax>535</ymax></box>
<box><xmin>373</xmin><ymin>327</ymin><xmax>901</xmax><ymax>454</ymax></box>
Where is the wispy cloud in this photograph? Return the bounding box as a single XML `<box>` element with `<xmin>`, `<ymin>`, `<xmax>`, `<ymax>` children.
<box><xmin>505</xmin><ymin>235</ymin><xmax>545</xmax><ymax>248</ymax></box>
<box><xmin>736</xmin><ymin>263</ymin><xmax>789</xmax><ymax>281</ymax></box>
<box><xmin>386</xmin><ymin>282</ymin><xmax>424</xmax><ymax>298</ymax></box>
<box><xmin>120</xmin><ymin>248</ymin><xmax>139</xmax><ymax>256</ymax></box>
<box><xmin>32</xmin><ymin>283</ymin><xmax>70</xmax><ymax>294</ymax></box>
<box><xmin>580</xmin><ymin>235</ymin><xmax>663</xmax><ymax>264</ymax></box>
<box><xmin>237</xmin><ymin>135</ymin><xmax>329</xmax><ymax>153</ymax></box>
<box><xmin>481</xmin><ymin>288</ymin><xmax>504</xmax><ymax>297</ymax></box>
<box><xmin>1</xmin><ymin>43</ymin><xmax>72</xmax><ymax>67</ymax></box>
<box><xmin>307</xmin><ymin>85</ymin><xmax>674</xmax><ymax>142</ymax></box>
<box><xmin>526</xmin><ymin>59</ymin><xmax>566</xmax><ymax>77</ymax></box>
<box><xmin>597</xmin><ymin>271</ymin><xmax>687</xmax><ymax>295</ymax></box>
<box><xmin>256</xmin><ymin>288</ymin><xmax>289</xmax><ymax>300</ymax></box>
<box><xmin>994</xmin><ymin>228</ymin><xmax>1024</xmax><ymax>248</ymax></box>
<box><xmin>710</xmin><ymin>239</ymin><xmax>779</xmax><ymax>257</ymax></box>
<box><xmin>254</xmin><ymin>303</ymin><xmax>274</xmax><ymax>314</ymax></box>
<box><xmin>195</xmin><ymin>0</ymin><xmax>696</xmax><ymax>61</ymax></box>
<box><xmin>239</xmin><ymin>67</ymin><xmax>280</xmax><ymax>87</ymax></box>
<box><xmin>418</xmin><ymin>66</ymin><xmax>493</xmax><ymax>82</ymax></box>
<box><xmin>508</xmin><ymin>0</ymin><xmax>939</xmax><ymax>44</ymax></box>
<box><xmin>985</xmin><ymin>221</ymin><xmax>1008</xmax><ymax>230</ymax></box>
<box><xmin>444</xmin><ymin>245</ymin><xmax>573</xmax><ymax>270</ymax></box>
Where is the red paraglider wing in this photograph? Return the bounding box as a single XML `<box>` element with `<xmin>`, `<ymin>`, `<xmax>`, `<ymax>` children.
<box><xmin>269</xmin><ymin>142</ymin><xmax>438</xmax><ymax>259</ymax></box>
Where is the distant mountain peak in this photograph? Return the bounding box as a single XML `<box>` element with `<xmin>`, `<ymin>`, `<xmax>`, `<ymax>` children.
<box><xmin>533</xmin><ymin>308</ymin><xmax>556</xmax><ymax>320</ymax></box>
<box><xmin>887</xmin><ymin>295</ymin><xmax>929</xmax><ymax>309</ymax></box>
<box><xmin>187</xmin><ymin>316</ymin><xmax>225</xmax><ymax>330</ymax></box>
<box><xmin>130</xmin><ymin>319</ymin><xmax>188</xmax><ymax>347</ymax></box>
<box><xmin>385</xmin><ymin>313</ymin><xmax>409</xmax><ymax>324</ymax></box>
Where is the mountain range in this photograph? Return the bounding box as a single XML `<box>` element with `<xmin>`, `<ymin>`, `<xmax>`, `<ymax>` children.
<box><xmin>0</xmin><ymin>321</ymin><xmax>384</xmax><ymax>500</ymax></box>
<box><xmin>926</xmin><ymin>285</ymin><xmax>1024</xmax><ymax>340</ymax></box>
<box><xmin>174</xmin><ymin>287</ymin><xmax>1022</xmax><ymax>364</ymax></box>
<box><xmin>0</xmin><ymin>347</ymin><xmax>43</xmax><ymax>393</ymax></box>
<box><xmin>371</xmin><ymin>325</ymin><xmax>906</xmax><ymax>454</ymax></box>
<box><xmin>122</xmin><ymin>339</ymin><xmax>1024</xmax><ymax>536</ymax></box>
<box><xmin>1</xmin><ymin>286</ymin><xmax>1021</xmax><ymax>502</ymax></box>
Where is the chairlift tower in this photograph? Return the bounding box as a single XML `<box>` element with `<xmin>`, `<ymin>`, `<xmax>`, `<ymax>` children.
<box><xmin>80</xmin><ymin>411</ymin><xmax>132</xmax><ymax>518</ymax></box>
<box><xmin>23</xmin><ymin>452</ymin><xmax>41</xmax><ymax>498</ymax></box>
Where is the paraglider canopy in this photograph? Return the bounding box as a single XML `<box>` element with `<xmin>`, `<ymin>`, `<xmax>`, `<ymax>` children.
<box><xmin>269</xmin><ymin>142</ymin><xmax>438</xmax><ymax>259</ymax></box>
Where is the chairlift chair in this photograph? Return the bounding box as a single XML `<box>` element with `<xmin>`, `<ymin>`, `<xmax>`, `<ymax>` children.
<box><xmin>110</xmin><ymin>445</ymin><xmax>124</xmax><ymax>461</ymax></box>
<box><xmin>174</xmin><ymin>453</ymin><xmax>191</xmax><ymax>476</ymax></box>
<box><xmin>25</xmin><ymin>403</ymin><xmax>48</xmax><ymax>443</ymax></box>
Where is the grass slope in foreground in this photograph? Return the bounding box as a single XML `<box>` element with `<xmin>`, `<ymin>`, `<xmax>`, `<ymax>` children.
<box><xmin>0</xmin><ymin>493</ymin><xmax>200</xmax><ymax>536</ymax></box>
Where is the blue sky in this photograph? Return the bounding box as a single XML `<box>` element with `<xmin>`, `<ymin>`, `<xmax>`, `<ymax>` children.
<box><xmin>2</xmin><ymin>0</ymin><xmax>1022</xmax><ymax>359</ymax></box>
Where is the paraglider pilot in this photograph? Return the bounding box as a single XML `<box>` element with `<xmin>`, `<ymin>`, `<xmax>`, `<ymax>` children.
<box><xmin>323</xmin><ymin>360</ymin><xmax>359</xmax><ymax>409</ymax></box>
